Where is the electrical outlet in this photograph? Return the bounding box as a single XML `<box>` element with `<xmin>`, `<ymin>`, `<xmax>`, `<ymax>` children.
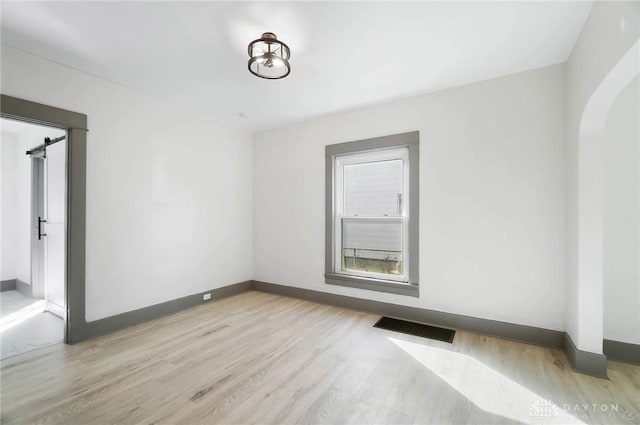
<box><xmin>203</xmin><ymin>293</ymin><xmax>212</xmax><ymax>301</ymax></box>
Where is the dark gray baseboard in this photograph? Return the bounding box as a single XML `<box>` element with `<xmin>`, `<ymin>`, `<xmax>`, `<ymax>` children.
<box><xmin>1</xmin><ymin>279</ymin><xmax>16</xmax><ymax>292</ymax></box>
<box><xmin>563</xmin><ymin>333</ymin><xmax>609</xmax><ymax>378</ymax></box>
<box><xmin>16</xmin><ymin>279</ymin><xmax>32</xmax><ymax>298</ymax></box>
<box><xmin>62</xmin><ymin>278</ymin><xmax>617</xmax><ymax>380</ymax></box>
<box><xmin>75</xmin><ymin>280</ymin><xmax>252</xmax><ymax>342</ymax></box>
<box><xmin>1</xmin><ymin>278</ymin><xmax>34</xmax><ymax>297</ymax></box>
<box><xmin>251</xmin><ymin>280</ymin><xmax>565</xmax><ymax>350</ymax></box>
<box><xmin>603</xmin><ymin>339</ymin><xmax>640</xmax><ymax>365</ymax></box>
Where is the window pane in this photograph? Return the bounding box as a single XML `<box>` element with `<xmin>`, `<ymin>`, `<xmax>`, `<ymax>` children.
<box><xmin>342</xmin><ymin>218</ymin><xmax>403</xmax><ymax>276</ymax></box>
<box><xmin>344</xmin><ymin>159</ymin><xmax>402</xmax><ymax>216</ymax></box>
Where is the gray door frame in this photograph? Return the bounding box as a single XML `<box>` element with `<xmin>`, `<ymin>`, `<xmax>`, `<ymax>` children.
<box><xmin>1</xmin><ymin>94</ymin><xmax>88</xmax><ymax>343</ymax></box>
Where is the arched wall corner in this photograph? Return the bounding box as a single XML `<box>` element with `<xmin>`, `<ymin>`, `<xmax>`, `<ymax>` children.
<box><xmin>576</xmin><ymin>39</ymin><xmax>640</xmax><ymax>354</ymax></box>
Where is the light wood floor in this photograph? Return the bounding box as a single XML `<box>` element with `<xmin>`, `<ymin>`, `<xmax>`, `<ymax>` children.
<box><xmin>1</xmin><ymin>291</ymin><xmax>638</xmax><ymax>425</ymax></box>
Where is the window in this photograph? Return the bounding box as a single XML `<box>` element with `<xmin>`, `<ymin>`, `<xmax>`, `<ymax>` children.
<box><xmin>325</xmin><ymin>132</ymin><xmax>419</xmax><ymax>296</ymax></box>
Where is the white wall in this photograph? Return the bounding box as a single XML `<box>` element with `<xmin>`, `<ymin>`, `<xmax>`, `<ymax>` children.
<box><xmin>0</xmin><ymin>132</ymin><xmax>18</xmax><ymax>281</ymax></box>
<box><xmin>0</xmin><ymin>136</ymin><xmax>2</xmax><ymax>281</ymax></box>
<box><xmin>1</xmin><ymin>45</ymin><xmax>253</xmax><ymax>321</ymax></box>
<box><xmin>253</xmin><ymin>64</ymin><xmax>566</xmax><ymax>331</ymax></box>
<box><xmin>565</xmin><ymin>1</ymin><xmax>639</xmax><ymax>352</ymax></box>
<box><xmin>14</xmin><ymin>129</ymin><xmax>30</xmax><ymax>285</ymax></box>
<box><xmin>603</xmin><ymin>76</ymin><xmax>640</xmax><ymax>344</ymax></box>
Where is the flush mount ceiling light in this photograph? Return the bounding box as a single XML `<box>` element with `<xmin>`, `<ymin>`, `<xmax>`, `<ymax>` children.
<box><xmin>247</xmin><ymin>32</ymin><xmax>291</xmax><ymax>80</ymax></box>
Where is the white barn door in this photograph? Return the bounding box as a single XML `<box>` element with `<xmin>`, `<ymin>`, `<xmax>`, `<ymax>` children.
<box><xmin>44</xmin><ymin>140</ymin><xmax>66</xmax><ymax>319</ymax></box>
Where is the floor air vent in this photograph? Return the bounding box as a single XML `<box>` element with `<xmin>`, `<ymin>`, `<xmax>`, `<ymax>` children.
<box><xmin>373</xmin><ymin>317</ymin><xmax>455</xmax><ymax>343</ymax></box>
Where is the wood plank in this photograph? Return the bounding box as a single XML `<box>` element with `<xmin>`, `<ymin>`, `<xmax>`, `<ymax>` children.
<box><xmin>1</xmin><ymin>291</ymin><xmax>638</xmax><ymax>425</ymax></box>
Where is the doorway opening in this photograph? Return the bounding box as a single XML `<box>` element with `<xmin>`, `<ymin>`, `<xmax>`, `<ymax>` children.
<box><xmin>1</xmin><ymin>118</ymin><xmax>67</xmax><ymax>358</ymax></box>
<box><xmin>1</xmin><ymin>95</ymin><xmax>88</xmax><ymax>345</ymax></box>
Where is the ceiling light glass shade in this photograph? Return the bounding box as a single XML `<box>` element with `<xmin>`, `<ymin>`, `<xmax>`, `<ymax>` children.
<box><xmin>248</xmin><ymin>32</ymin><xmax>291</xmax><ymax>79</ymax></box>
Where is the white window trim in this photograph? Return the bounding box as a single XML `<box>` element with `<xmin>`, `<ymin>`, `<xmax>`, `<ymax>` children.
<box><xmin>333</xmin><ymin>147</ymin><xmax>409</xmax><ymax>283</ymax></box>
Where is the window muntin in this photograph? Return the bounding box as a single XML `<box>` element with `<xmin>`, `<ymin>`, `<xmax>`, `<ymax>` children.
<box><xmin>333</xmin><ymin>147</ymin><xmax>410</xmax><ymax>283</ymax></box>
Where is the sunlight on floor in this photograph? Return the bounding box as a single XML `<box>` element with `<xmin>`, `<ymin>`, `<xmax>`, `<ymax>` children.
<box><xmin>0</xmin><ymin>300</ymin><xmax>46</xmax><ymax>334</ymax></box>
<box><xmin>389</xmin><ymin>337</ymin><xmax>585</xmax><ymax>425</ymax></box>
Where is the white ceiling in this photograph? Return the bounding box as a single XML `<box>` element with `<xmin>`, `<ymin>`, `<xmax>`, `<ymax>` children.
<box><xmin>1</xmin><ymin>1</ymin><xmax>593</xmax><ymax>132</ymax></box>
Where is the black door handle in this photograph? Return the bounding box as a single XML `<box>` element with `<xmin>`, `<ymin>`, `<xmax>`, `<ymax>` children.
<box><xmin>38</xmin><ymin>216</ymin><xmax>47</xmax><ymax>240</ymax></box>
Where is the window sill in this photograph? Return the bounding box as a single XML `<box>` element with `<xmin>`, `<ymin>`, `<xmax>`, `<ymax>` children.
<box><xmin>325</xmin><ymin>273</ymin><xmax>419</xmax><ymax>297</ymax></box>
